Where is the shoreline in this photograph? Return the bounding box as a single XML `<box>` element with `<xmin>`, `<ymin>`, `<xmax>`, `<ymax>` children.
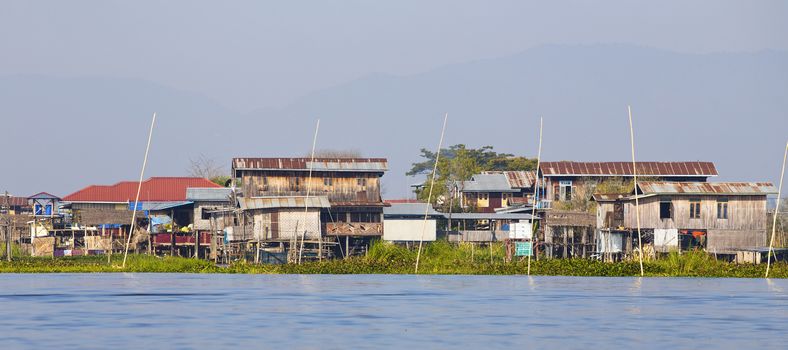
<box><xmin>1</xmin><ymin>254</ymin><xmax>786</xmax><ymax>278</ymax></box>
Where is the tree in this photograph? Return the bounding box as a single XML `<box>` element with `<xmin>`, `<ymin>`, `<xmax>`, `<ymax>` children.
<box><xmin>411</xmin><ymin>145</ymin><xmax>536</xmax><ymax>209</ymax></box>
<box><xmin>407</xmin><ymin>144</ymin><xmax>536</xmax><ymax>176</ymax></box>
<box><xmin>188</xmin><ymin>154</ymin><xmax>230</xmax><ymax>187</ymax></box>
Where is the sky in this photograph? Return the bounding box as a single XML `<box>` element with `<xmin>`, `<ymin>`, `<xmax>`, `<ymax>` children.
<box><xmin>2</xmin><ymin>1</ymin><xmax>786</xmax><ymax>111</ymax></box>
<box><xmin>1</xmin><ymin>1</ymin><xmax>787</xmax><ymax>198</ymax></box>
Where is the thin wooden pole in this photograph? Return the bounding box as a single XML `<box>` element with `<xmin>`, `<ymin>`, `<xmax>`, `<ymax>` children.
<box><xmin>122</xmin><ymin>112</ymin><xmax>156</xmax><ymax>268</ymax></box>
<box><xmin>766</xmin><ymin>141</ymin><xmax>788</xmax><ymax>278</ymax></box>
<box><xmin>415</xmin><ymin>113</ymin><xmax>448</xmax><ymax>273</ymax></box>
<box><xmin>528</xmin><ymin>117</ymin><xmax>543</xmax><ymax>275</ymax></box>
<box><xmin>628</xmin><ymin>106</ymin><xmax>644</xmax><ymax>276</ymax></box>
<box><xmin>298</xmin><ymin>119</ymin><xmax>320</xmax><ymax>264</ymax></box>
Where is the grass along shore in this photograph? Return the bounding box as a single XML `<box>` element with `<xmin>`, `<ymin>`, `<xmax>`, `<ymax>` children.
<box><xmin>0</xmin><ymin>241</ymin><xmax>786</xmax><ymax>277</ymax></box>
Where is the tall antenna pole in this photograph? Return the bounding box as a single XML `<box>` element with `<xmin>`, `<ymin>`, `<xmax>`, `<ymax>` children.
<box><xmin>298</xmin><ymin>119</ymin><xmax>320</xmax><ymax>264</ymax></box>
<box><xmin>122</xmin><ymin>112</ymin><xmax>156</xmax><ymax>268</ymax></box>
<box><xmin>527</xmin><ymin>117</ymin><xmax>543</xmax><ymax>275</ymax></box>
<box><xmin>766</xmin><ymin>141</ymin><xmax>788</xmax><ymax>278</ymax></box>
<box><xmin>415</xmin><ymin>113</ymin><xmax>448</xmax><ymax>273</ymax></box>
<box><xmin>628</xmin><ymin>106</ymin><xmax>644</xmax><ymax>276</ymax></box>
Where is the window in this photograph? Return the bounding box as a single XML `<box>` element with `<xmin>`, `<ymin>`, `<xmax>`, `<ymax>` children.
<box><xmin>357</xmin><ymin>178</ymin><xmax>367</xmax><ymax>188</ymax></box>
<box><xmin>659</xmin><ymin>198</ymin><xmax>673</xmax><ymax>219</ymax></box>
<box><xmin>689</xmin><ymin>198</ymin><xmax>701</xmax><ymax>219</ymax></box>
<box><xmin>478</xmin><ymin>193</ymin><xmax>489</xmax><ymax>201</ymax></box>
<box><xmin>289</xmin><ymin>177</ymin><xmax>301</xmax><ymax>191</ymax></box>
<box><xmin>323</xmin><ymin>177</ymin><xmax>333</xmax><ymax>188</ymax></box>
<box><xmin>559</xmin><ymin>180</ymin><xmax>572</xmax><ymax>201</ymax></box>
<box><xmin>261</xmin><ymin>176</ymin><xmax>269</xmax><ymax>191</ymax></box>
<box><xmin>717</xmin><ymin>198</ymin><xmax>728</xmax><ymax>219</ymax></box>
<box><xmin>502</xmin><ymin>193</ymin><xmax>513</xmax><ymax>206</ymax></box>
<box><xmin>350</xmin><ymin>212</ymin><xmax>381</xmax><ymax>223</ymax></box>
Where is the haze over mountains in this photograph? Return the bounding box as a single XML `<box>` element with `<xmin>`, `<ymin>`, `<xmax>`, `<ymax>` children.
<box><xmin>1</xmin><ymin>44</ymin><xmax>786</xmax><ymax>198</ymax></box>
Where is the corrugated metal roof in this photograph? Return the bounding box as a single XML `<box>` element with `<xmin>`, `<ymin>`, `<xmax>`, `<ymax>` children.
<box><xmin>461</xmin><ymin>174</ymin><xmax>518</xmax><ymax>192</ymax></box>
<box><xmin>232</xmin><ymin>158</ymin><xmax>388</xmax><ymax>172</ymax></box>
<box><xmin>1</xmin><ymin>196</ymin><xmax>29</xmax><ymax>207</ymax></box>
<box><xmin>591</xmin><ymin>193</ymin><xmax>628</xmax><ymax>202</ymax></box>
<box><xmin>239</xmin><ymin>196</ymin><xmax>331</xmax><ymax>210</ymax></box>
<box><xmin>63</xmin><ymin>177</ymin><xmax>221</xmax><ymax>202</ymax></box>
<box><xmin>383</xmin><ymin>203</ymin><xmax>442</xmax><ymax>217</ymax></box>
<box><xmin>142</xmin><ymin>201</ymin><xmax>193</xmax><ymax>211</ymax></box>
<box><xmin>503</xmin><ymin>171</ymin><xmax>537</xmax><ymax>188</ymax></box>
<box><xmin>443</xmin><ymin>213</ymin><xmax>539</xmax><ymax>220</ymax></box>
<box><xmin>539</xmin><ymin>161</ymin><xmax>718</xmax><ymax>177</ymax></box>
<box><xmin>186</xmin><ymin>187</ymin><xmax>233</xmax><ymax>202</ymax></box>
<box><xmin>28</xmin><ymin>192</ymin><xmax>61</xmax><ymax>200</ymax></box>
<box><xmin>637</xmin><ymin>182</ymin><xmax>777</xmax><ymax>195</ymax></box>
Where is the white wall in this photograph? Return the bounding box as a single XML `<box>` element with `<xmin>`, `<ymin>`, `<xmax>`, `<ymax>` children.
<box><xmin>383</xmin><ymin>219</ymin><xmax>436</xmax><ymax>242</ymax></box>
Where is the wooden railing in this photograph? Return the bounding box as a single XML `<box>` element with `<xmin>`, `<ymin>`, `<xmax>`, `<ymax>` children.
<box><xmin>326</xmin><ymin>222</ymin><xmax>383</xmax><ymax>236</ymax></box>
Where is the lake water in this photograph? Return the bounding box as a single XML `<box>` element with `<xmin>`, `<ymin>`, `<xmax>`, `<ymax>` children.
<box><xmin>0</xmin><ymin>274</ymin><xmax>786</xmax><ymax>349</ymax></box>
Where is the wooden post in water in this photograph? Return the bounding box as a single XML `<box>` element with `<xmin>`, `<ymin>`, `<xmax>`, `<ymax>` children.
<box><xmin>123</xmin><ymin>112</ymin><xmax>156</xmax><ymax>268</ymax></box>
<box><xmin>415</xmin><ymin>113</ymin><xmax>448</xmax><ymax>273</ymax></box>
<box><xmin>298</xmin><ymin>119</ymin><xmax>320</xmax><ymax>264</ymax></box>
<box><xmin>766</xmin><ymin>141</ymin><xmax>788</xmax><ymax>278</ymax></box>
<box><xmin>628</xmin><ymin>106</ymin><xmax>645</xmax><ymax>277</ymax></box>
<box><xmin>528</xmin><ymin>117</ymin><xmax>543</xmax><ymax>275</ymax></box>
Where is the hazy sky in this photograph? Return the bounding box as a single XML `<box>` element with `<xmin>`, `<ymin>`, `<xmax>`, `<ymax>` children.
<box><xmin>2</xmin><ymin>1</ymin><xmax>786</xmax><ymax>112</ymax></box>
<box><xmin>1</xmin><ymin>1</ymin><xmax>787</xmax><ymax>198</ymax></box>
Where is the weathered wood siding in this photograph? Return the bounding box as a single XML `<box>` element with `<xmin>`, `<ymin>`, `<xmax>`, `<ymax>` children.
<box><xmin>623</xmin><ymin>195</ymin><xmax>767</xmax><ymax>230</ymax></box>
<box><xmin>707</xmin><ymin>229</ymin><xmax>766</xmax><ymax>252</ymax></box>
<box><xmin>251</xmin><ymin>209</ymin><xmax>320</xmax><ymax>241</ymax></box>
<box><xmin>239</xmin><ymin>171</ymin><xmax>381</xmax><ymax>203</ymax></box>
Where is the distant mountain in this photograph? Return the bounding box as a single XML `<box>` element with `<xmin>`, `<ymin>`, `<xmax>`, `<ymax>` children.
<box><xmin>257</xmin><ymin>45</ymin><xmax>788</xmax><ymax>197</ymax></box>
<box><xmin>2</xmin><ymin>45</ymin><xmax>787</xmax><ymax>197</ymax></box>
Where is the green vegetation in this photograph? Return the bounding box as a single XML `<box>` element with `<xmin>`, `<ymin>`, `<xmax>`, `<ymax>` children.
<box><xmin>1</xmin><ymin>241</ymin><xmax>786</xmax><ymax>278</ymax></box>
<box><xmin>408</xmin><ymin>144</ymin><xmax>537</xmax><ymax>207</ymax></box>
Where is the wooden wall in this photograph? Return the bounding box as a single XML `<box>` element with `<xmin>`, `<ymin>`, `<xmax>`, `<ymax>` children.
<box><xmin>239</xmin><ymin>170</ymin><xmax>382</xmax><ymax>203</ymax></box>
<box><xmin>623</xmin><ymin>195</ymin><xmax>767</xmax><ymax>231</ymax></box>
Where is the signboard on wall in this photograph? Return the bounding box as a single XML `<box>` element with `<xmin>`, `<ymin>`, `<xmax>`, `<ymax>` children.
<box><xmin>509</xmin><ymin>222</ymin><xmax>532</xmax><ymax>239</ymax></box>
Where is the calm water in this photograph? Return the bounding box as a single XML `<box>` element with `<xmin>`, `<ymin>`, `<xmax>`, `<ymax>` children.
<box><xmin>0</xmin><ymin>274</ymin><xmax>786</xmax><ymax>349</ymax></box>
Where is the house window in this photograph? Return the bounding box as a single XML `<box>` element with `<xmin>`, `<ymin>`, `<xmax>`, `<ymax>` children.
<box><xmin>479</xmin><ymin>193</ymin><xmax>489</xmax><ymax>201</ymax></box>
<box><xmin>502</xmin><ymin>193</ymin><xmax>512</xmax><ymax>206</ymax></box>
<box><xmin>559</xmin><ymin>180</ymin><xmax>572</xmax><ymax>201</ymax></box>
<box><xmin>689</xmin><ymin>198</ymin><xmax>701</xmax><ymax>219</ymax></box>
<box><xmin>262</xmin><ymin>176</ymin><xmax>269</xmax><ymax>191</ymax></box>
<box><xmin>659</xmin><ymin>198</ymin><xmax>672</xmax><ymax>219</ymax></box>
<box><xmin>323</xmin><ymin>177</ymin><xmax>333</xmax><ymax>188</ymax></box>
<box><xmin>357</xmin><ymin>178</ymin><xmax>367</xmax><ymax>188</ymax></box>
<box><xmin>289</xmin><ymin>177</ymin><xmax>301</xmax><ymax>191</ymax></box>
<box><xmin>717</xmin><ymin>198</ymin><xmax>728</xmax><ymax>219</ymax></box>
<box><xmin>350</xmin><ymin>212</ymin><xmax>380</xmax><ymax>223</ymax></box>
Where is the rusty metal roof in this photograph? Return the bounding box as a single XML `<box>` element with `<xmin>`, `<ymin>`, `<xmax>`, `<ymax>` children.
<box><xmin>637</xmin><ymin>182</ymin><xmax>777</xmax><ymax>195</ymax></box>
<box><xmin>539</xmin><ymin>161</ymin><xmax>717</xmax><ymax>177</ymax></box>
<box><xmin>239</xmin><ymin>196</ymin><xmax>331</xmax><ymax>210</ymax></box>
<box><xmin>232</xmin><ymin>158</ymin><xmax>388</xmax><ymax>172</ymax></box>
<box><xmin>503</xmin><ymin>171</ymin><xmax>537</xmax><ymax>188</ymax></box>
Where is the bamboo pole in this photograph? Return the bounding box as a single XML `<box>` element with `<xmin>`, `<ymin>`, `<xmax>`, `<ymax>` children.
<box><xmin>628</xmin><ymin>106</ymin><xmax>644</xmax><ymax>276</ymax></box>
<box><xmin>415</xmin><ymin>113</ymin><xmax>448</xmax><ymax>273</ymax></box>
<box><xmin>528</xmin><ymin>117</ymin><xmax>543</xmax><ymax>275</ymax></box>
<box><xmin>766</xmin><ymin>141</ymin><xmax>788</xmax><ymax>278</ymax></box>
<box><xmin>298</xmin><ymin>119</ymin><xmax>320</xmax><ymax>264</ymax></box>
<box><xmin>122</xmin><ymin>112</ymin><xmax>156</xmax><ymax>268</ymax></box>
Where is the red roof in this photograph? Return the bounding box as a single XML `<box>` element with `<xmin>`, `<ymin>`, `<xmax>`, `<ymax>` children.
<box><xmin>63</xmin><ymin>177</ymin><xmax>221</xmax><ymax>203</ymax></box>
<box><xmin>539</xmin><ymin>161</ymin><xmax>717</xmax><ymax>177</ymax></box>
